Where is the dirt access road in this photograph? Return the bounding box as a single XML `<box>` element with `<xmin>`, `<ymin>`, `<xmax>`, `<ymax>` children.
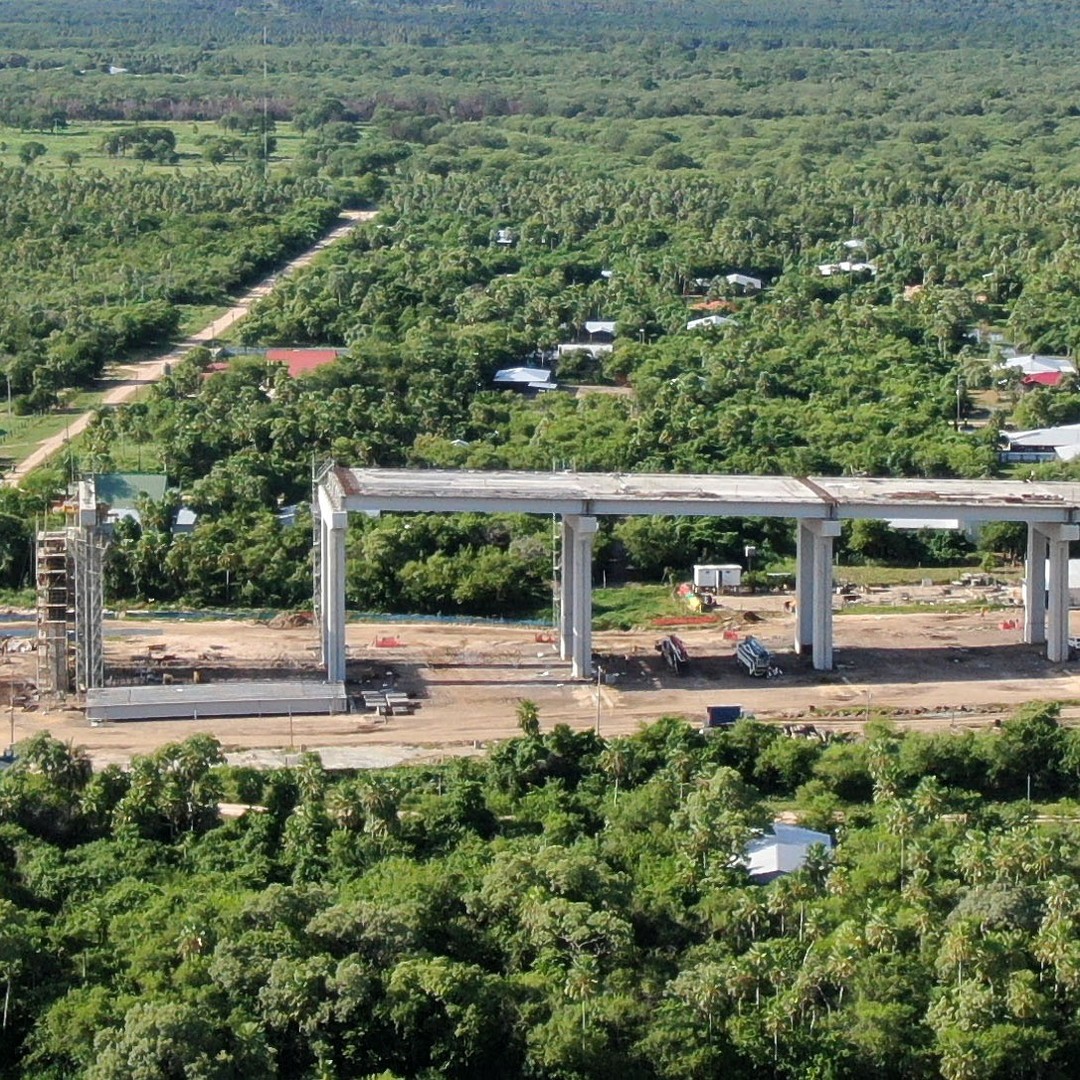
<box><xmin>5</xmin><ymin>209</ymin><xmax>376</xmax><ymax>484</ymax></box>
<box><xmin>8</xmin><ymin>587</ymin><xmax>1080</xmax><ymax>768</ymax></box>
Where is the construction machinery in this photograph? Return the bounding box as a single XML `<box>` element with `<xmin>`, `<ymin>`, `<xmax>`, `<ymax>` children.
<box><xmin>735</xmin><ymin>635</ymin><xmax>781</xmax><ymax>678</ymax></box>
<box><xmin>655</xmin><ymin>634</ymin><xmax>690</xmax><ymax>674</ymax></box>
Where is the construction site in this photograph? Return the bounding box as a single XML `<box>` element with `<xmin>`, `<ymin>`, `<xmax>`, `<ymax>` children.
<box><xmin>0</xmin><ymin>575</ymin><xmax>1073</xmax><ymax>768</ymax></box>
<box><xmin>8</xmin><ymin>470</ymin><xmax>1080</xmax><ymax>768</ymax></box>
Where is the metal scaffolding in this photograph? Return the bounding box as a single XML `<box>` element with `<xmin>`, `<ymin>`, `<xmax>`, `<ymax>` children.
<box><xmin>35</xmin><ymin>530</ymin><xmax>72</xmax><ymax>694</ymax></box>
<box><xmin>34</xmin><ymin>480</ymin><xmax>107</xmax><ymax>696</ymax></box>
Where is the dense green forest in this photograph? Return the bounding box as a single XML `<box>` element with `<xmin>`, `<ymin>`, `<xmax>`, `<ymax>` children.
<box><xmin>0</xmin><ymin>170</ymin><xmax>339</xmax><ymax>410</ymax></box>
<box><xmin>4</xmin><ymin>705</ymin><xmax>1080</xmax><ymax>1078</ymax></box>
<box><xmin>5</xmin><ymin>4</ymin><xmax>1080</xmax><ymax>1079</ymax></box>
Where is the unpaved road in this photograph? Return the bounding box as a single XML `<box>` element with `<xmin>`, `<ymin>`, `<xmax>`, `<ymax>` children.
<box><xmin>3</xmin><ymin>588</ymin><xmax>1078</xmax><ymax>768</ymax></box>
<box><xmin>5</xmin><ymin>209</ymin><xmax>376</xmax><ymax>484</ymax></box>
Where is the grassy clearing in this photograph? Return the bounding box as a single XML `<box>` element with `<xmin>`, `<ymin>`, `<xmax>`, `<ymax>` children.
<box><xmin>586</xmin><ymin>569</ymin><xmax>1022</xmax><ymax>631</ymax></box>
<box><xmin>593</xmin><ymin>584</ymin><xmax>688</xmax><ymax>630</ymax></box>
<box><xmin>832</xmin><ymin>563</ymin><xmax>1021</xmax><ymax>586</ymax></box>
<box><xmin>0</xmin><ymin>389</ymin><xmax>107</xmax><ymax>460</ymax></box>
<box><xmin>178</xmin><ymin>304</ymin><xmax>232</xmax><ymax>335</ymax></box>
<box><xmin>0</xmin><ymin>120</ymin><xmax>302</xmax><ymax>175</ymax></box>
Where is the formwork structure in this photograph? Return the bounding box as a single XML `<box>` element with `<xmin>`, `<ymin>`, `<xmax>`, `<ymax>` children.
<box><xmin>35</xmin><ymin>480</ymin><xmax>106</xmax><ymax>695</ymax></box>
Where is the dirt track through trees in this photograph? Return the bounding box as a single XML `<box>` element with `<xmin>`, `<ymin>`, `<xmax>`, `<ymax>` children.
<box><xmin>5</xmin><ymin>210</ymin><xmax>375</xmax><ymax>484</ymax></box>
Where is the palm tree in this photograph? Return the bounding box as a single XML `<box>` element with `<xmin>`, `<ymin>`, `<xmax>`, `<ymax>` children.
<box><xmin>359</xmin><ymin>776</ymin><xmax>399</xmax><ymax>838</ymax></box>
<box><xmin>516</xmin><ymin>699</ymin><xmax>540</xmax><ymax>738</ymax></box>
<box><xmin>884</xmin><ymin>798</ymin><xmax>917</xmax><ymax>881</ymax></box>
<box><xmin>326</xmin><ymin>779</ymin><xmax>364</xmax><ymax>831</ymax></box>
<box><xmin>671</xmin><ymin>961</ymin><xmax>727</xmax><ymax>1038</ymax></box>
<box><xmin>564</xmin><ymin>953</ymin><xmax>599</xmax><ymax>1043</ymax></box>
<box><xmin>598</xmin><ymin>738</ymin><xmax>638</xmax><ymax>805</ymax></box>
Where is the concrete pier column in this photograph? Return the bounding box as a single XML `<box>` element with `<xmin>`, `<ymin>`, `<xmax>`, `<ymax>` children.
<box><xmin>317</xmin><ymin>487</ymin><xmax>349</xmax><ymax>683</ymax></box>
<box><xmin>794</xmin><ymin>523</ymin><xmax>814</xmax><ymax>654</ymax></box>
<box><xmin>793</xmin><ymin>519</ymin><xmax>841</xmax><ymax>671</ymax></box>
<box><xmin>1024</xmin><ymin>523</ymin><xmax>1048</xmax><ymax>645</ymax></box>
<box><xmin>1048</xmin><ymin>534</ymin><xmax>1070</xmax><ymax>662</ymax></box>
<box><xmin>559</xmin><ymin>517</ymin><xmax>576</xmax><ymax>661</ymax></box>
<box><xmin>566</xmin><ymin>515</ymin><xmax>597</xmax><ymax>678</ymax></box>
<box><xmin>1024</xmin><ymin>522</ymin><xmax>1078</xmax><ymax>661</ymax></box>
<box><xmin>811</xmin><ymin>522</ymin><xmax>838</xmax><ymax>672</ymax></box>
<box><xmin>1046</xmin><ymin>524</ymin><xmax>1078</xmax><ymax>662</ymax></box>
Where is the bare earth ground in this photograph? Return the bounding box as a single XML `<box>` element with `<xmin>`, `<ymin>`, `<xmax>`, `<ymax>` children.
<box><xmin>5</xmin><ymin>584</ymin><xmax>1080</xmax><ymax>768</ymax></box>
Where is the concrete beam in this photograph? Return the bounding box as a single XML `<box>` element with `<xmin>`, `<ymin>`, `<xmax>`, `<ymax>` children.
<box><xmin>1035</xmin><ymin>523</ymin><xmax>1080</xmax><ymax>543</ymax></box>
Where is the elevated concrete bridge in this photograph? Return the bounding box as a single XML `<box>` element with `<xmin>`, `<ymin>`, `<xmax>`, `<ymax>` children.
<box><xmin>315</xmin><ymin>467</ymin><xmax>1080</xmax><ymax>681</ymax></box>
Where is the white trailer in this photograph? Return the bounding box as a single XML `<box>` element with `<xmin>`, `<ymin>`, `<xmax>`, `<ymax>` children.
<box><xmin>693</xmin><ymin>563</ymin><xmax>743</xmax><ymax>591</ymax></box>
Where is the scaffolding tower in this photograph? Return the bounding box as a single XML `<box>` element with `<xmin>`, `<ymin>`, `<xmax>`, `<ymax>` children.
<box><xmin>35</xmin><ymin>530</ymin><xmax>71</xmax><ymax>694</ymax></box>
<box><xmin>35</xmin><ymin>480</ymin><xmax>106</xmax><ymax>696</ymax></box>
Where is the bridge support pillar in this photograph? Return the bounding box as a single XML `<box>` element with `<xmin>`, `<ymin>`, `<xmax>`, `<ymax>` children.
<box><xmin>1024</xmin><ymin>524</ymin><xmax>1047</xmax><ymax>646</ymax></box>
<box><xmin>318</xmin><ymin>490</ymin><xmax>349</xmax><ymax>683</ymax></box>
<box><xmin>1025</xmin><ymin>522</ymin><xmax>1078</xmax><ymax>663</ymax></box>
<box><xmin>1028</xmin><ymin>520</ymin><xmax>1080</xmax><ymax>660</ymax></box>
<box><xmin>559</xmin><ymin>517</ymin><xmax>576</xmax><ymax>662</ymax></box>
<box><xmin>560</xmin><ymin>515</ymin><xmax>597</xmax><ymax>678</ymax></box>
<box><xmin>794</xmin><ymin>519</ymin><xmax>841</xmax><ymax>671</ymax></box>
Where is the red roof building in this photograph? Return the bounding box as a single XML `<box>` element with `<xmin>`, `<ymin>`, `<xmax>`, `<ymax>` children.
<box><xmin>1022</xmin><ymin>371</ymin><xmax>1064</xmax><ymax>388</ymax></box>
<box><xmin>689</xmin><ymin>298</ymin><xmax>738</xmax><ymax>313</ymax></box>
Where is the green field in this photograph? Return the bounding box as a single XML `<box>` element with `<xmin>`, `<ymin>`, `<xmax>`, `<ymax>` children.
<box><xmin>0</xmin><ymin>119</ymin><xmax>304</xmax><ymax>175</ymax></box>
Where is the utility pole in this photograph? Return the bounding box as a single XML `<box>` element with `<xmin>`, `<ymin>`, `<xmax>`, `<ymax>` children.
<box><xmin>594</xmin><ymin>665</ymin><xmax>603</xmax><ymax>736</ymax></box>
<box><xmin>262</xmin><ymin>27</ymin><xmax>270</xmax><ymax>179</ymax></box>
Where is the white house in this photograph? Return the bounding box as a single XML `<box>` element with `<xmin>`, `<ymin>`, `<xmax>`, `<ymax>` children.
<box><xmin>494</xmin><ymin>366</ymin><xmax>557</xmax><ymax>391</ymax></box>
<box><xmin>1001</xmin><ymin>423</ymin><xmax>1080</xmax><ymax>463</ymax></box>
<box><xmin>818</xmin><ymin>261</ymin><xmax>877</xmax><ymax>277</ymax></box>
<box><xmin>686</xmin><ymin>314</ymin><xmax>737</xmax><ymax>330</ymax></box>
<box><xmin>744</xmin><ymin>823</ymin><xmax>833</xmax><ymax>883</ymax></box>
<box><xmin>584</xmin><ymin>319</ymin><xmax>617</xmax><ymax>337</ymax></box>
<box><xmin>725</xmin><ymin>272</ymin><xmax>763</xmax><ymax>291</ymax></box>
<box><xmin>1000</xmin><ymin>354</ymin><xmax>1076</xmax><ymax>378</ymax></box>
<box><xmin>556</xmin><ymin>343</ymin><xmax>613</xmax><ymax>359</ymax></box>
